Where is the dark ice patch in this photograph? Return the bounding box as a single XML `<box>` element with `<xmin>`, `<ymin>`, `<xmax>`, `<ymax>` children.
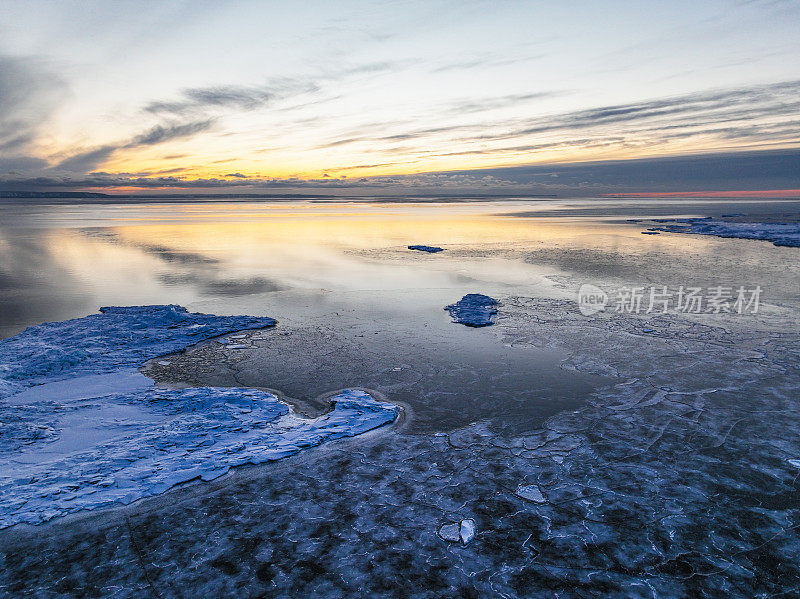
<box><xmin>445</xmin><ymin>294</ymin><xmax>499</xmax><ymax>327</ymax></box>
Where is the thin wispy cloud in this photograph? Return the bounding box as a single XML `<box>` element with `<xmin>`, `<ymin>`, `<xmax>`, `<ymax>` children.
<box><xmin>143</xmin><ymin>81</ymin><xmax>317</xmax><ymax>115</ymax></box>
<box><xmin>312</xmin><ymin>79</ymin><xmax>800</xmax><ymax>165</ymax></box>
<box><xmin>54</xmin><ymin>146</ymin><xmax>117</xmax><ymax>173</ymax></box>
<box><xmin>53</xmin><ymin>120</ymin><xmax>215</xmax><ymax>173</ymax></box>
<box><xmin>126</xmin><ymin>120</ymin><xmax>215</xmax><ymax>147</ymax></box>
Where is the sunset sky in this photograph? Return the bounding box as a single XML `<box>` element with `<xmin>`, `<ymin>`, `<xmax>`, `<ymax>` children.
<box><xmin>1</xmin><ymin>0</ymin><xmax>799</xmax><ymax>195</ymax></box>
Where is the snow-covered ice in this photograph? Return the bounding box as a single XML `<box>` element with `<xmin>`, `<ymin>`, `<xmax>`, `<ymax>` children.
<box><xmin>0</xmin><ymin>304</ymin><xmax>276</xmax><ymax>398</ymax></box>
<box><xmin>0</xmin><ymin>306</ymin><xmax>400</xmax><ymax>527</ymax></box>
<box><xmin>649</xmin><ymin>218</ymin><xmax>800</xmax><ymax>247</ymax></box>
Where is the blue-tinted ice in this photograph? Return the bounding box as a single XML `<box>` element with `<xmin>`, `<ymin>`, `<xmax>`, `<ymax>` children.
<box><xmin>408</xmin><ymin>245</ymin><xmax>445</xmax><ymax>253</ymax></box>
<box><xmin>0</xmin><ymin>306</ymin><xmax>400</xmax><ymax>527</ymax></box>
<box><xmin>445</xmin><ymin>293</ymin><xmax>499</xmax><ymax>327</ymax></box>
<box><xmin>649</xmin><ymin>218</ymin><xmax>800</xmax><ymax>247</ymax></box>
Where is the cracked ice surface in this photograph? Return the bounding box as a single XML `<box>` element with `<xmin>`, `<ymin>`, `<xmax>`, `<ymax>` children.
<box><xmin>1</xmin><ymin>299</ymin><xmax>799</xmax><ymax>596</ymax></box>
<box><xmin>0</xmin><ymin>306</ymin><xmax>399</xmax><ymax>527</ymax></box>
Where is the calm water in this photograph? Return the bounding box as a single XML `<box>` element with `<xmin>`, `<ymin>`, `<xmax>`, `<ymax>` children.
<box><xmin>3</xmin><ymin>197</ymin><xmax>798</xmax><ymax>338</ymax></box>
<box><xmin>1</xmin><ymin>197</ymin><xmax>798</xmax><ymax>433</ymax></box>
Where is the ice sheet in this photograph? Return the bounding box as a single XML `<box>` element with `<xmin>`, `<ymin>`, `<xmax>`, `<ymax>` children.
<box><xmin>0</xmin><ymin>306</ymin><xmax>399</xmax><ymax>527</ymax></box>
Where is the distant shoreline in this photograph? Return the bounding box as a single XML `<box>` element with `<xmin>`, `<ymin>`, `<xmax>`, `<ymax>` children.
<box><xmin>0</xmin><ymin>192</ymin><xmax>559</xmax><ymax>204</ymax></box>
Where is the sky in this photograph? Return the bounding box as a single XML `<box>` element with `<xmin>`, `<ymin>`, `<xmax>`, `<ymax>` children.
<box><xmin>0</xmin><ymin>0</ymin><xmax>799</xmax><ymax>196</ymax></box>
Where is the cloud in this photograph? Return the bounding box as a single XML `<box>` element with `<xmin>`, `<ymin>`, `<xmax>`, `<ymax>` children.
<box><xmin>4</xmin><ymin>148</ymin><xmax>799</xmax><ymax>196</ymax></box>
<box><xmin>140</xmin><ymin>63</ymin><xmax>400</xmax><ymax>118</ymax></box>
<box><xmin>125</xmin><ymin>120</ymin><xmax>214</xmax><ymax>147</ymax></box>
<box><xmin>439</xmin><ymin>148</ymin><xmax>800</xmax><ymax>193</ymax></box>
<box><xmin>53</xmin><ymin>120</ymin><xmax>214</xmax><ymax>173</ymax></box>
<box><xmin>0</xmin><ymin>156</ymin><xmax>49</xmax><ymax>174</ymax></box>
<box><xmin>145</xmin><ymin>86</ymin><xmax>272</xmax><ymax>114</ymax></box>
<box><xmin>54</xmin><ymin>146</ymin><xmax>117</xmax><ymax>173</ymax></box>
<box><xmin>444</xmin><ymin>92</ymin><xmax>562</xmax><ymax>115</ymax></box>
<box><xmin>0</xmin><ymin>55</ymin><xmax>67</xmax><ymax>154</ymax></box>
<box><xmin>144</xmin><ymin>81</ymin><xmax>316</xmax><ymax>115</ymax></box>
<box><xmin>430</xmin><ymin>54</ymin><xmax>536</xmax><ymax>73</ymax></box>
<box><xmin>470</xmin><ymin>80</ymin><xmax>800</xmax><ymax>141</ymax></box>
<box><xmin>314</xmin><ymin>79</ymin><xmax>800</xmax><ymax>158</ymax></box>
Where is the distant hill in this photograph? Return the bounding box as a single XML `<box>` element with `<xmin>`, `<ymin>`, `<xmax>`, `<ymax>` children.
<box><xmin>0</xmin><ymin>191</ymin><xmax>112</xmax><ymax>199</ymax></box>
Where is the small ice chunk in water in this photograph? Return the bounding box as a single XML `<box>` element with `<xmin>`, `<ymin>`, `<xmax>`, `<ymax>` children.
<box><xmin>788</xmin><ymin>459</ymin><xmax>800</xmax><ymax>468</ymax></box>
<box><xmin>460</xmin><ymin>519</ymin><xmax>476</xmax><ymax>544</ymax></box>
<box><xmin>157</xmin><ymin>360</ymin><xmax>171</xmax><ymax>366</ymax></box>
<box><xmin>438</xmin><ymin>519</ymin><xmax>476</xmax><ymax>544</ymax></box>
<box><xmin>444</xmin><ymin>293</ymin><xmax>499</xmax><ymax>327</ymax></box>
<box><xmin>438</xmin><ymin>522</ymin><xmax>461</xmax><ymax>542</ymax></box>
<box><xmin>226</xmin><ymin>344</ymin><xmax>250</xmax><ymax>349</ymax></box>
<box><xmin>516</xmin><ymin>484</ymin><xmax>546</xmax><ymax>503</ymax></box>
<box><xmin>229</xmin><ymin>334</ymin><xmax>248</xmax><ymax>339</ymax></box>
<box><xmin>408</xmin><ymin>245</ymin><xmax>444</xmax><ymax>253</ymax></box>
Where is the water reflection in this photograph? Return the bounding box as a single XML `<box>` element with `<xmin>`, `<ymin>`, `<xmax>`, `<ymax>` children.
<box><xmin>1</xmin><ymin>198</ymin><xmax>797</xmax><ymax>338</ymax></box>
<box><xmin>2</xmin><ymin>198</ymin><xmax>797</xmax><ymax>434</ymax></box>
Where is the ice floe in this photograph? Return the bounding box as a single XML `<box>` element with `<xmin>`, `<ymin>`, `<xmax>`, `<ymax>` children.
<box><xmin>408</xmin><ymin>245</ymin><xmax>445</xmax><ymax>253</ymax></box>
<box><xmin>0</xmin><ymin>306</ymin><xmax>400</xmax><ymax>527</ymax></box>
<box><xmin>0</xmin><ymin>304</ymin><xmax>276</xmax><ymax>399</ymax></box>
<box><xmin>438</xmin><ymin>522</ymin><xmax>461</xmax><ymax>542</ymax></box>
<box><xmin>515</xmin><ymin>484</ymin><xmax>546</xmax><ymax>503</ymax></box>
<box><xmin>649</xmin><ymin>218</ymin><xmax>800</xmax><ymax>247</ymax></box>
<box><xmin>444</xmin><ymin>293</ymin><xmax>499</xmax><ymax>327</ymax></box>
<box><xmin>438</xmin><ymin>519</ymin><xmax>476</xmax><ymax>544</ymax></box>
<box><xmin>459</xmin><ymin>518</ymin><xmax>476</xmax><ymax>544</ymax></box>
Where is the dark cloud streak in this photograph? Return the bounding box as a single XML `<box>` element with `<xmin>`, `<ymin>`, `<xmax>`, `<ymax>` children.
<box><xmin>125</xmin><ymin>120</ymin><xmax>214</xmax><ymax>147</ymax></box>
<box><xmin>144</xmin><ymin>81</ymin><xmax>317</xmax><ymax>115</ymax></box>
<box><xmin>4</xmin><ymin>148</ymin><xmax>800</xmax><ymax>195</ymax></box>
<box><xmin>53</xmin><ymin>120</ymin><xmax>215</xmax><ymax>173</ymax></box>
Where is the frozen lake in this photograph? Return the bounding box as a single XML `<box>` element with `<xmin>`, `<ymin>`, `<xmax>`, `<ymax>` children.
<box><xmin>1</xmin><ymin>197</ymin><xmax>799</xmax><ymax>596</ymax></box>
